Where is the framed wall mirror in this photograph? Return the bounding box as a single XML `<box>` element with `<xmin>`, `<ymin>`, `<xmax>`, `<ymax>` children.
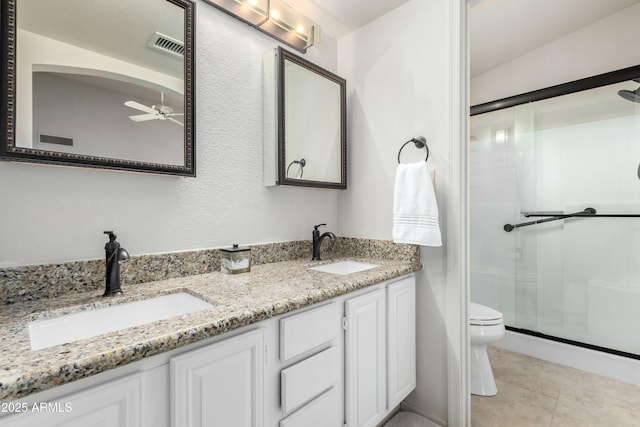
<box><xmin>1</xmin><ymin>0</ymin><xmax>195</xmax><ymax>176</ymax></box>
<box><xmin>264</xmin><ymin>47</ymin><xmax>346</xmax><ymax>189</ymax></box>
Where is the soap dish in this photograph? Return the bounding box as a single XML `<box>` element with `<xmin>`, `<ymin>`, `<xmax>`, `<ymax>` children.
<box><xmin>220</xmin><ymin>244</ymin><xmax>251</xmax><ymax>274</ymax></box>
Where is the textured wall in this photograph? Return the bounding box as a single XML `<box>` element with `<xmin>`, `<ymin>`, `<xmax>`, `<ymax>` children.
<box><xmin>0</xmin><ymin>1</ymin><xmax>340</xmax><ymax>267</ymax></box>
<box><xmin>337</xmin><ymin>0</ymin><xmax>451</xmax><ymax>424</ymax></box>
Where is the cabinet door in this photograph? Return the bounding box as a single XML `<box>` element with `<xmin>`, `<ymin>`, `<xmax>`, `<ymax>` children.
<box><xmin>387</xmin><ymin>276</ymin><xmax>416</xmax><ymax>408</ymax></box>
<box><xmin>344</xmin><ymin>288</ymin><xmax>385</xmax><ymax>427</ymax></box>
<box><xmin>171</xmin><ymin>329</ymin><xmax>264</xmax><ymax>427</ymax></box>
<box><xmin>143</xmin><ymin>364</ymin><xmax>170</xmax><ymax>427</ymax></box>
<box><xmin>0</xmin><ymin>373</ymin><xmax>142</xmax><ymax>427</ymax></box>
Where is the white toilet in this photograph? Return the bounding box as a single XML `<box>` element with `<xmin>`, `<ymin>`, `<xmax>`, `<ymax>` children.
<box><xmin>470</xmin><ymin>302</ymin><xmax>505</xmax><ymax>396</ymax></box>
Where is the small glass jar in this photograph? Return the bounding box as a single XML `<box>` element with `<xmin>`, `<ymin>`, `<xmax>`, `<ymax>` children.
<box><xmin>220</xmin><ymin>244</ymin><xmax>251</xmax><ymax>274</ymax></box>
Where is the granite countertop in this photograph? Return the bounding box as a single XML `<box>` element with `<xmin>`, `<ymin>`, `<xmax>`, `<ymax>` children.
<box><xmin>0</xmin><ymin>256</ymin><xmax>420</xmax><ymax>401</ymax></box>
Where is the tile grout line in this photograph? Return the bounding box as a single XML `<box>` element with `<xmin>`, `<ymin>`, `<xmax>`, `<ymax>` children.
<box><xmin>548</xmin><ymin>394</ymin><xmax>560</xmax><ymax>427</ymax></box>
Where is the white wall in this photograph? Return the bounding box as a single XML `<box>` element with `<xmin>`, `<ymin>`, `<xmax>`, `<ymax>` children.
<box><xmin>0</xmin><ymin>1</ymin><xmax>340</xmax><ymax>267</ymax></box>
<box><xmin>32</xmin><ymin>73</ymin><xmax>183</xmax><ymax>165</ymax></box>
<box><xmin>471</xmin><ymin>2</ymin><xmax>640</xmax><ymax>105</ymax></box>
<box><xmin>337</xmin><ymin>0</ymin><xmax>452</xmax><ymax>424</ymax></box>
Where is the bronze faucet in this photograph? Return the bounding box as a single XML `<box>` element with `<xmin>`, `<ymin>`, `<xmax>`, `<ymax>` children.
<box><xmin>312</xmin><ymin>224</ymin><xmax>336</xmax><ymax>260</ymax></box>
<box><xmin>103</xmin><ymin>231</ymin><xmax>130</xmax><ymax>296</ymax></box>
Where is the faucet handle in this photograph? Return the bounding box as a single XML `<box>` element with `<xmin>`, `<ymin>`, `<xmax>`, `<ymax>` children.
<box><xmin>314</xmin><ymin>223</ymin><xmax>327</xmax><ymax>230</ymax></box>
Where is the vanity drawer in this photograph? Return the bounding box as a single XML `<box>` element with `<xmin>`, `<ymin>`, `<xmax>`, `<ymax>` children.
<box><xmin>280</xmin><ymin>302</ymin><xmax>339</xmax><ymax>361</ymax></box>
<box><xmin>279</xmin><ymin>387</ymin><xmax>341</xmax><ymax>427</ymax></box>
<box><xmin>281</xmin><ymin>346</ymin><xmax>339</xmax><ymax>414</ymax></box>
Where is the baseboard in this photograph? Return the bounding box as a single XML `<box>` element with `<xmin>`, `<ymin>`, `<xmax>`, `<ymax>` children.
<box><xmin>377</xmin><ymin>405</ymin><xmax>401</xmax><ymax>426</ymax></box>
<box><xmin>400</xmin><ymin>402</ymin><xmax>447</xmax><ymax>427</ymax></box>
<box><xmin>497</xmin><ymin>330</ymin><xmax>640</xmax><ymax>385</ymax></box>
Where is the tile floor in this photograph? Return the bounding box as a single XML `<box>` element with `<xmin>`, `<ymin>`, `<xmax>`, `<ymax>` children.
<box><xmin>384</xmin><ymin>411</ymin><xmax>439</xmax><ymax>427</ymax></box>
<box><xmin>471</xmin><ymin>346</ymin><xmax>640</xmax><ymax>426</ymax></box>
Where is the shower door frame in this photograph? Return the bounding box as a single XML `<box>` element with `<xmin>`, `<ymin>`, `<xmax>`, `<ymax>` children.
<box><xmin>470</xmin><ymin>63</ymin><xmax>640</xmax><ymax>361</ymax></box>
<box><xmin>471</xmin><ymin>64</ymin><xmax>640</xmax><ymax>116</ymax></box>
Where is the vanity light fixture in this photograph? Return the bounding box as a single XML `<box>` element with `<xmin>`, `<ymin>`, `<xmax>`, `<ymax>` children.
<box><xmin>204</xmin><ymin>0</ymin><xmax>320</xmax><ymax>53</ymax></box>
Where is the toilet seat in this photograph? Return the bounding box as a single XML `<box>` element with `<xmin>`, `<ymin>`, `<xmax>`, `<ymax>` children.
<box><xmin>470</xmin><ymin>303</ymin><xmax>503</xmax><ymax>326</ymax></box>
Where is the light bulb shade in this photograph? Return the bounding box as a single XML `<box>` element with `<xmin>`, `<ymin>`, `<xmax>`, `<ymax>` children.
<box><xmin>264</xmin><ymin>0</ymin><xmax>316</xmax><ymax>49</ymax></box>
<box><xmin>207</xmin><ymin>0</ymin><xmax>268</xmax><ymax>26</ymax></box>
<box><xmin>204</xmin><ymin>0</ymin><xmax>320</xmax><ymax>53</ymax></box>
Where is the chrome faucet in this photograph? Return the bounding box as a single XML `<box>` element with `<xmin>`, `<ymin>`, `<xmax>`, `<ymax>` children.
<box><xmin>103</xmin><ymin>231</ymin><xmax>130</xmax><ymax>297</ymax></box>
<box><xmin>312</xmin><ymin>224</ymin><xmax>336</xmax><ymax>261</ymax></box>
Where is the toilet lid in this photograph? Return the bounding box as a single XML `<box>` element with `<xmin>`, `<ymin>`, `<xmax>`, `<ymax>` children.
<box><xmin>470</xmin><ymin>303</ymin><xmax>503</xmax><ymax>322</ymax></box>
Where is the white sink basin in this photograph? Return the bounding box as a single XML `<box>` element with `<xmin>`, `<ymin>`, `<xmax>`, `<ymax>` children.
<box><xmin>29</xmin><ymin>292</ymin><xmax>213</xmax><ymax>350</ymax></box>
<box><xmin>309</xmin><ymin>260</ymin><xmax>380</xmax><ymax>275</ymax></box>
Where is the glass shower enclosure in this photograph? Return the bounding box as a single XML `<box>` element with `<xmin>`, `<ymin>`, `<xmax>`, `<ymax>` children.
<box><xmin>470</xmin><ymin>66</ymin><xmax>640</xmax><ymax>358</ymax></box>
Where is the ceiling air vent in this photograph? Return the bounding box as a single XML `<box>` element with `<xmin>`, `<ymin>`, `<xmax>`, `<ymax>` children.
<box><xmin>39</xmin><ymin>134</ymin><xmax>73</xmax><ymax>146</ymax></box>
<box><xmin>147</xmin><ymin>32</ymin><xmax>185</xmax><ymax>58</ymax></box>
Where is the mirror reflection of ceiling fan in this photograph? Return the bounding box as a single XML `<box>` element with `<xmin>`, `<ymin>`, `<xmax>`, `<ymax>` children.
<box><xmin>124</xmin><ymin>92</ymin><xmax>184</xmax><ymax>127</ymax></box>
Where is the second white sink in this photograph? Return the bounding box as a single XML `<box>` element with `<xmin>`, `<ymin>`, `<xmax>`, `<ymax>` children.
<box><xmin>29</xmin><ymin>292</ymin><xmax>213</xmax><ymax>350</ymax></box>
<box><xmin>309</xmin><ymin>260</ymin><xmax>380</xmax><ymax>275</ymax></box>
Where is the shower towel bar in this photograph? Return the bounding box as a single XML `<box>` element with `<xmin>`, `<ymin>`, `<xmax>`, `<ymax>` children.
<box><xmin>524</xmin><ymin>213</ymin><xmax>640</xmax><ymax>218</ymax></box>
<box><xmin>504</xmin><ymin>208</ymin><xmax>595</xmax><ymax>232</ymax></box>
<box><xmin>522</xmin><ymin>210</ymin><xmax>565</xmax><ymax>217</ymax></box>
<box><xmin>504</xmin><ymin>207</ymin><xmax>640</xmax><ymax>232</ymax></box>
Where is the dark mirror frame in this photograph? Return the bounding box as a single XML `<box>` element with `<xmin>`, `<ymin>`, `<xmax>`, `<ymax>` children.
<box><xmin>0</xmin><ymin>0</ymin><xmax>196</xmax><ymax>176</ymax></box>
<box><xmin>277</xmin><ymin>47</ymin><xmax>347</xmax><ymax>189</ymax></box>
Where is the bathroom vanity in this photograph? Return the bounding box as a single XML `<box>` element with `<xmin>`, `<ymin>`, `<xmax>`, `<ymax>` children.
<box><xmin>0</xmin><ymin>257</ymin><xmax>418</xmax><ymax>427</ymax></box>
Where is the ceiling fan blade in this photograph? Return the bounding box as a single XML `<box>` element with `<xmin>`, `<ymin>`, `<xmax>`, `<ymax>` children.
<box><xmin>167</xmin><ymin>117</ymin><xmax>184</xmax><ymax>127</ymax></box>
<box><xmin>124</xmin><ymin>101</ymin><xmax>157</xmax><ymax>114</ymax></box>
<box><xmin>129</xmin><ymin>113</ymin><xmax>160</xmax><ymax>122</ymax></box>
<box><xmin>165</xmin><ymin>113</ymin><xmax>185</xmax><ymax>117</ymax></box>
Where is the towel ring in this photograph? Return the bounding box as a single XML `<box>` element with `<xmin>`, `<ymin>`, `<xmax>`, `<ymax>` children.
<box><xmin>286</xmin><ymin>158</ymin><xmax>306</xmax><ymax>178</ymax></box>
<box><xmin>397</xmin><ymin>136</ymin><xmax>429</xmax><ymax>164</ymax></box>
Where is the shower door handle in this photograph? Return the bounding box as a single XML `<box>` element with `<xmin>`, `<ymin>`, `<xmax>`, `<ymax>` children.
<box><xmin>504</xmin><ymin>208</ymin><xmax>597</xmax><ymax>232</ymax></box>
<box><xmin>521</xmin><ymin>210</ymin><xmax>564</xmax><ymax>218</ymax></box>
<box><xmin>522</xmin><ymin>208</ymin><xmax>596</xmax><ymax>218</ymax></box>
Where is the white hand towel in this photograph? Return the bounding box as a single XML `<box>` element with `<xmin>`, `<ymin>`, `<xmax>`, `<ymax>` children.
<box><xmin>393</xmin><ymin>161</ymin><xmax>442</xmax><ymax>246</ymax></box>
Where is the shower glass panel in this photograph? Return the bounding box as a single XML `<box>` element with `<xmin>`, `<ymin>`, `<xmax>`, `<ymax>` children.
<box><xmin>470</xmin><ymin>68</ymin><xmax>640</xmax><ymax>357</ymax></box>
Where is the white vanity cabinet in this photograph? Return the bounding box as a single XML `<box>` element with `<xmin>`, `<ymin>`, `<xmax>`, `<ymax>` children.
<box><xmin>171</xmin><ymin>329</ymin><xmax>265</xmax><ymax>427</ymax></box>
<box><xmin>269</xmin><ymin>302</ymin><xmax>343</xmax><ymax>427</ymax></box>
<box><xmin>0</xmin><ymin>373</ymin><xmax>143</xmax><ymax>427</ymax></box>
<box><xmin>344</xmin><ymin>276</ymin><xmax>416</xmax><ymax>427</ymax></box>
<box><xmin>278</xmin><ymin>387</ymin><xmax>341</xmax><ymax>427</ymax></box>
<box><xmin>1</xmin><ymin>273</ymin><xmax>416</xmax><ymax>427</ymax></box>
<box><xmin>386</xmin><ymin>277</ymin><xmax>417</xmax><ymax>408</ymax></box>
<box><xmin>345</xmin><ymin>288</ymin><xmax>386</xmax><ymax>427</ymax></box>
